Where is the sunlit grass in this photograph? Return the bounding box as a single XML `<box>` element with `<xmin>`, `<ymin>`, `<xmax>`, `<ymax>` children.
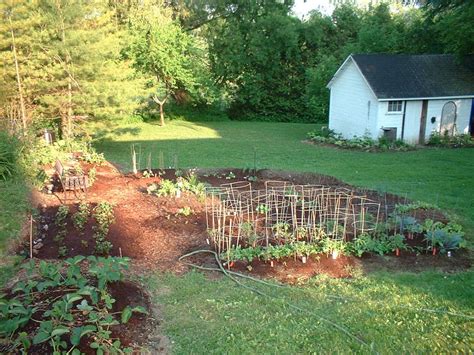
<box><xmin>92</xmin><ymin>119</ymin><xmax>474</xmax><ymax>236</ymax></box>
<box><xmin>149</xmin><ymin>270</ymin><xmax>473</xmax><ymax>353</ymax></box>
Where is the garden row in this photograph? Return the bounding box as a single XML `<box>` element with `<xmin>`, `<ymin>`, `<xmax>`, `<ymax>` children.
<box><xmin>221</xmin><ymin>210</ymin><xmax>465</xmax><ymax>265</ymax></box>
<box><xmin>31</xmin><ymin>202</ymin><xmax>115</xmax><ymax>258</ymax></box>
<box><xmin>0</xmin><ymin>257</ymin><xmax>148</xmax><ymax>354</ymax></box>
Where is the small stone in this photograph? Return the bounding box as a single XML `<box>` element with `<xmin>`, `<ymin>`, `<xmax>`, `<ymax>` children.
<box><xmin>43</xmin><ymin>224</ymin><xmax>49</xmax><ymax>231</ymax></box>
<box><xmin>33</xmin><ymin>249</ymin><xmax>39</xmax><ymax>255</ymax></box>
<box><xmin>33</xmin><ymin>242</ymin><xmax>43</xmax><ymax>250</ymax></box>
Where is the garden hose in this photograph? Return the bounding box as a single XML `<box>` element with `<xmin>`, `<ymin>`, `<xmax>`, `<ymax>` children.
<box><xmin>179</xmin><ymin>249</ymin><xmax>376</xmax><ymax>352</ymax></box>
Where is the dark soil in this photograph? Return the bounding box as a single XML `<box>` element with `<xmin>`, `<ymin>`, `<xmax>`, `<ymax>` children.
<box><xmin>2</xmin><ymin>280</ymin><xmax>154</xmax><ymax>354</ymax></box>
<box><xmin>230</xmin><ymin>254</ymin><xmax>360</xmax><ymax>284</ymax></box>
<box><xmin>23</xmin><ymin>164</ymin><xmax>472</xmax><ymax>282</ymax></box>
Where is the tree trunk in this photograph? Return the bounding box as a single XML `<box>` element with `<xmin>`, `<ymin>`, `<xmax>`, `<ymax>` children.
<box><xmin>152</xmin><ymin>95</ymin><xmax>168</xmax><ymax>127</ymax></box>
<box><xmin>9</xmin><ymin>16</ymin><xmax>27</xmax><ymax>135</ymax></box>
<box><xmin>59</xmin><ymin>3</ymin><xmax>73</xmax><ymax>139</ymax></box>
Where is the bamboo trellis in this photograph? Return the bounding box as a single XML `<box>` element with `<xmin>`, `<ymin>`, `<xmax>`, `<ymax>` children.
<box><xmin>205</xmin><ymin>181</ymin><xmax>381</xmax><ymax>254</ymax></box>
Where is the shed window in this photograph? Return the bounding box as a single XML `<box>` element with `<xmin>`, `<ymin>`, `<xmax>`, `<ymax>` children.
<box><xmin>387</xmin><ymin>101</ymin><xmax>403</xmax><ymax>113</ymax></box>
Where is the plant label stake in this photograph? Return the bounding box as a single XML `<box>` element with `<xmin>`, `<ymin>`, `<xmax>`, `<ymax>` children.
<box><xmin>270</xmin><ymin>260</ymin><xmax>274</xmax><ymax>267</ymax></box>
<box><xmin>332</xmin><ymin>250</ymin><xmax>339</xmax><ymax>260</ymax></box>
<box><xmin>29</xmin><ymin>215</ymin><xmax>33</xmax><ymax>259</ymax></box>
<box><xmin>432</xmin><ymin>247</ymin><xmax>437</xmax><ymax>256</ymax></box>
<box><xmin>395</xmin><ymin>248</ymin><xmax>400</xmax><ymax>257</ymax></box>
<box><xmin>302</xmin><ymin>256</ymin><xmax>307</xmax><ymax>264</ymax></box>
<box><xmin>176</xmin><ymin>189</ymin><xmax>181</xmax><ymax>198</ymax></box>
<box><xmin>447</xmin><ymin>251</ymin><xmax>452</xmax><ymax>258</ymax></box>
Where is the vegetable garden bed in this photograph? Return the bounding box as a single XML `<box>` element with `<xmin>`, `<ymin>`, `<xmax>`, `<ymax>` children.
<box><xmin>17</xmin><ymin>162</ymin><xmax>470</xmax><ymax>278</ymax></box>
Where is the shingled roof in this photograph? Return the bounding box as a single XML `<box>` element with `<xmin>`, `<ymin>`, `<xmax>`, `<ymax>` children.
<box><xmin>348</xmin><ymin>54</ymin><xmax>474</xmax><ymax>99</ymax></box>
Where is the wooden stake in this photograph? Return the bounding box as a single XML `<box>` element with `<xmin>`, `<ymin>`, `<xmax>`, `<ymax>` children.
<box><xmin>29</xmin><ymin>215</ymin><xmax>33</xmax><ymax>259</ymax></box>
<box><xmin>119</xmin><ymin>247</ymin><xmax>123</xmax><ymax>258</ymax></box>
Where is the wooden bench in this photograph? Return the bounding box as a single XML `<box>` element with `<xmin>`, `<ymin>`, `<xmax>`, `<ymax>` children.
<box><xmin>54</xmin><ymin>160</ymin><xmax>88</xmax><ymax>201</ymax></box>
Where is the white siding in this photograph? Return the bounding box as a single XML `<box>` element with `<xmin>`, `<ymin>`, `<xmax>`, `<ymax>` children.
<box><xmin>377</xmin><ymin>101</ymin><xmax>423</xmax><ymax>143</ymax></box>
<box><xmin>403</xmin><ymin>101</ymin><xmax>423</xmax><ymax>143</ymax></box>
<box><xmin>377</xmin><ymin>102</ymin><xmax>404</xmax><ymax>140</ymax></box>
<box><xmin>328</xmin><ymin>60</ymin><xmax>378</xmax><ymax>139</ymax></box>
<box><xmin>424</xmin><ymin>99</ymin><xmax>473</xmax><ymax>139</ymax></box>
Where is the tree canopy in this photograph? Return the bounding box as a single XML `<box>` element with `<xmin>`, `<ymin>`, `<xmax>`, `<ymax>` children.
<box><xmin>0</xmin><ymin>0</ymin><xmax>472</xmax><ymax>134</ymax></box>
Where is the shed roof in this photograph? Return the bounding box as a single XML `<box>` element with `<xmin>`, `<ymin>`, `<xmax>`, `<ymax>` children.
<box><xmin>346</xmin><ymin>54</ymin><xmax>474</xmax><ymax>100</ymax></box>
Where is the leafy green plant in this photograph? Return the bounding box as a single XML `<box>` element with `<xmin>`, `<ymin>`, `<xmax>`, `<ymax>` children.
<box><xmin>72</xmin><ymin>202</ymin><xmax>90</xmax><ymax>232</ymax></box>
<box><xmin>427</xmin><ymin>132</ymin><xmax>473</xmax><ymax>147</ymax></box>
<box><xmin>0</xmin><ymin>257</ymin><xmax>147</xmax><ymax>354</ymax></box>
<box><xmin>92</xmin><ymin>202</ymin><xmax>115</xmax><ymax>255</ymax></box>
<box><xmin>307</xmin><ymin>128</ymin><xmax>413</xmax><ymax>152</ymax></box>
<box><xmin>157</xmin><ymin>179</ymin><xmax>177</xmax><ymax>197</ymax></box>
<box><xmin>256</xmin><ymin>204</ymin><xmax>269</xmax><ymax>214</ymax></box>
<box><xmin>0</xmin><ymin>131</ymin><xmax>19</xmax><ymax>181</ymax></box>
<box><xmin>423</xmin><ymin>220</ymin><xmax>465</xmax><ymax>253</ymax></box>
<box><xmin>176</xmin><ymin>206</ymin><xmax>193</xmax><ymax>216</ymax></box>
<box><xmin>87</xmin><ymin>167</ymin><xmax>97</xmax><ymax>186</ymax></box>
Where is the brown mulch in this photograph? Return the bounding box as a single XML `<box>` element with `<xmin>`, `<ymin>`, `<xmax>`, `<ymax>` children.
<box><xmin>22</xmin><ymin>164</ymin><xmax>472</xmax><ymax>282</ymax></box>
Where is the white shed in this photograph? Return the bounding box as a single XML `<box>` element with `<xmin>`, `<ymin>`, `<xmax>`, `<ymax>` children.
<box><xmin>327</xmin><ymin>54</ymin><xmax>474</xmax><ymax>144</ymax></box>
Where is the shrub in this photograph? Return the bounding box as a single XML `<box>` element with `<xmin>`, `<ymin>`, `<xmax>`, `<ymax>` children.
<box><xmin>307</xmin><ymin>128</ymin><xmax>413</xmax><ymax>151</ymax></box>
<box><xmin>427</xmin><ymin>132</ymin><xmax>474</xmax><ymax>147</ymax></box>
<box><xmin>0</xmin><ymin>131</ymin><xmax>19</xmax><ymax>180</ymax></box>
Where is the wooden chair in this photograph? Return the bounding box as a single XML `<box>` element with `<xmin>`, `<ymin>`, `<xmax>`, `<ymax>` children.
<box><xmin>54</xmin><ymin>160</ymin><xmax>88</xmax><ymax>201</ymax></box>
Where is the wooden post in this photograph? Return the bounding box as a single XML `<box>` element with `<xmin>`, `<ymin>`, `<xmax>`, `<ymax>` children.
<box><xmin>29</xmin><ymin>215</ymin><xmax>33</xmax><ymax>259</ymax></box>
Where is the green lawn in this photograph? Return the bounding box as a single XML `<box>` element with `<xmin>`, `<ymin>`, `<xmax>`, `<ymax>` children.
<box><xmin>0</xmin><ymin>177</ymin><xmax>30</xmax><ymax>285</ymax></box>
<box><xmin>149</xmin><ymin>270</ymin><xmax>473</xmax><ymax>353</ymax></box>
<box><xmin>90</xmin><ymin>119</ymin><xmax>474</xmax><ymax>352</ymax></box>
<box><xmin>92</xmin><ymin>119</ymin><xmax>474</xmax><ymax>234</ymax></box>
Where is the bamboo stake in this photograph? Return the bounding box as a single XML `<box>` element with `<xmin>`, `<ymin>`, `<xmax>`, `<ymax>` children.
<box><xmin>29</xmin><ymin>215</ymin><xmax>33</xmax><ymax>259</ymax></box>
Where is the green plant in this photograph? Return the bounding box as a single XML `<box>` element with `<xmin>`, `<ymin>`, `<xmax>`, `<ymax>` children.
<box><xmin>423</xmin><ymin>220</ymin><xmax>465</xmax><ymax>253</ymax></box>
<box><xmin>81</xmin><ymin>150</ymin><xmax>106</xmax><ymax>165</ymax></box>
<box><xmin>225</xmin><ymin>171</ymin><xmax>236</xmax><ymax>179</ymax></box>
<box><xmin>142</xmin><ymin>169</ymin><xmax>155</xmax><ymax>178</ymax></box>
<box><xmin>427</xmin><ymin>132</ymin><xmax>474</xmax><ymax>147</ymax></box>
<box><xmin>87</xmin><ymin>167</ymin><xmax>97</xmax><ymax>185</ymax></box>
<box><xmin>157</xmin><ymin>179</ymin><xmax>177</xmax><ymax>197</ymax></box>
<box><xmin>58</xmin><ymin>245</ymin><xmax>68</xmax><ymax>257</ymax></box>
<box><xmin>320</xmin><ymin>237</ymin><xmax>346</xmax><ymax>256</ymax></box>
<box><xmin>256</xmin><ymin>204</ymin><xmax>269</xmax><ymax>214</ymax></box>
<box><xmin>54</xmin><ymin>205</ymin><xmax>69</xmax><ymax>248</ymax></box>
<box><xmin>92</xmin><ymin>202</ymin><xmax>115</xmax><ymax>255</ymax></box>
<box><xmin>0</xmin><ymin>131</ymin><xmax>19</xmax><ymax>181</ymax></box>
<box><xmin>387</xmin><ymin>234</ymin><xmax>407</xmax><ymax>252</ymax></box>
<box><xmin>394</xmin><ymin>202</ymin><xmax>437</xmax><ymax>214</ymax></box>
<box><xmin>0</xmin><ymin>257</ymin><xmax>146</xmax><ymax>353</ymax></box>
<box><xmin>240</xmin><ymin>222</ymin><xmax>258</xmax><ymax>247</ymax></box>
<box><xmin>176</xmin><ymin>206</ymin><xmax>193</xmax><ymax>216</ymax></box>
<box><xmin>72</xmin><ymin>202</ymin><xmax>90</xmax><ymax>232</ymax></box>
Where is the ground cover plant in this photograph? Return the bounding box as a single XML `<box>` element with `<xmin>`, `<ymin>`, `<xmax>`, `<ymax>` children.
<box><xmin>307</xmin><ymin>126</ymin><xmax>413</xmax><ymax>151</ymax></box>
<box><xmin>427</xmin><ymin>132</ymin><xmax>474</xmax><ymax>148</ymax></box>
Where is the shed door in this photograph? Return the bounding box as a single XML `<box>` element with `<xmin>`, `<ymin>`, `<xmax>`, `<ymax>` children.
<box><xmin>440</xmin><ymin>101</ymin><xmax>457</xmax><ymax>136</ymax></box>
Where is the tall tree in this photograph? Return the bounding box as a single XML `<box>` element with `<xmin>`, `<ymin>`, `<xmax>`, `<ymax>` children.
<box><xmin>124</xmin><ymin>5</ymin><xmax>200</xmax><ymax>126</ymax></box>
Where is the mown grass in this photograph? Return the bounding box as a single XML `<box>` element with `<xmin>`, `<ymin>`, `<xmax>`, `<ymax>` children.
<box><xmin>91</xmin><ymin>118</ymin><xmax>473</xmax><ymax>353</ymax></box>
<box><xmin>0</xmin><ymin>177</ymin><xmax>29</xmax><ymax>285</ymax></box>
<box><xmin>91</xmin><ymin>119</ymin><xmax>474</xmax><ymax>234</ymax></box>
<box><xmin>149</xmin><ymin>270</ymin><xmax>473</xmax><ymax>353</ymax></box>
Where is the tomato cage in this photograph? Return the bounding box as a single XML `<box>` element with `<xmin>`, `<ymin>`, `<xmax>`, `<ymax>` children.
<box><xmin>204</xmin><ymin>181</ymin><xmax>381</xmax><ymax>255</ymax></box>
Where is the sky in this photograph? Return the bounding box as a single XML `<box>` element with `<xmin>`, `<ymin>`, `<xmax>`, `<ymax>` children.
<box><xmin>292</xmin><ymin>0</ymin><xmax>336</xmax><ymax>17</ymax></box>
